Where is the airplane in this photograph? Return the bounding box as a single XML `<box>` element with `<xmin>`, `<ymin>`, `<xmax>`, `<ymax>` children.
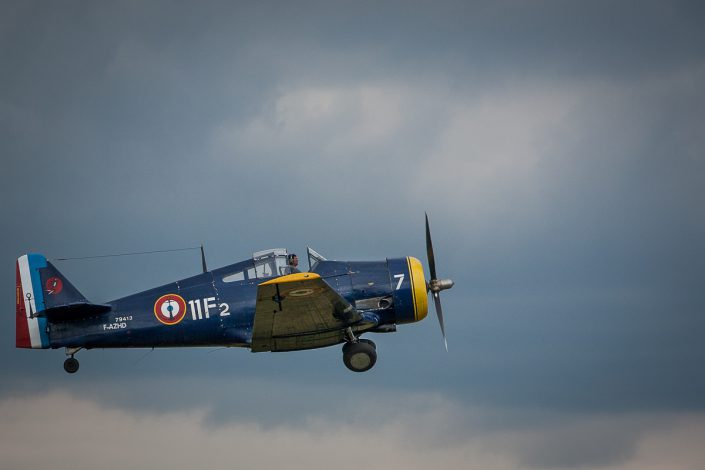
<box><xmin>15</xmin><ymin>215</ymin><xmax>454</xmax><ymax>373</ymax></box>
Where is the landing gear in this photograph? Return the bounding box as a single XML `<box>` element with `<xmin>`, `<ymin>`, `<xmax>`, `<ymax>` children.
<box><xmin>343</xmin><ymin>341</ymin><xmax>377</xmax><ymax>372</ymax></box>
<box><xmin>63</xmin><ymin>357</ymin><xmax>79</xmax><ymax>374</ymax></box>
<box><xmin>63</xmin><ymin>347</ymin><xmax>82</xmax><ymax>374</ymax></box>
<box><xmin>342</xmin><ymin>329</ymin><xmax>377</xmax><ymax>372</ymax></box>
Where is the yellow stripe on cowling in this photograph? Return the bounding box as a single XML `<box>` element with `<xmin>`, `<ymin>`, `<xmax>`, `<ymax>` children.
<box><xmin>406</xmin><ymin>257</ymin><xmax>416</xmax><ymax>320</ymax></box>
<box><xmin>407</xmin><ymin>256</ymin><xmax>428</xmax><ymax>322</ymax></box>
<box><xmin>259</xmin><ymin>272</ymin><xmax>321</xmax><ymax>286</ymax></box>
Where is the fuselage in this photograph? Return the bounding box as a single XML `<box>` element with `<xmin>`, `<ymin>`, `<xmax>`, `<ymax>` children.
<box><xmin>48</xmin><ymin>256</ymin><xmax>428</xmax><ymax>351</ymax></box>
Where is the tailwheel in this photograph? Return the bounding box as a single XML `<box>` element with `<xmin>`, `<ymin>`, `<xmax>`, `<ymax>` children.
<box><xmin>63</xmin><ymin>357</ymin><xmax>79</xmax><ymax>374</ymax></box>
<box><xmin>343</xmin><ymin>341</ymin><xmax>377</xmax><ymax>372</ymax></box>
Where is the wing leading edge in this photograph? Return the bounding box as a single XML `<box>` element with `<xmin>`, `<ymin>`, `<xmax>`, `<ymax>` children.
<box><xmin>251</xmin><ymin>272</ymin><xmax>361</xmax><ymax>352</ymax></box>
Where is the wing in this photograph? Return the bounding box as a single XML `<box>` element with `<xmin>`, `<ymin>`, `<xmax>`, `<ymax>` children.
<box><xmin>251</xmin><ymin>272</ymin><xmax>360</xmax><ymax>352</ymax></box>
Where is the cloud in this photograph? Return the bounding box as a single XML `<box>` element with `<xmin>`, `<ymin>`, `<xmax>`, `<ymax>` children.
<box><xmin>1</xmin><ymin>392</ymin><xmax>704</xmax><ymax>470</ymax></box>
<box><xmin>0</xmin><ymin>392</ymin><xmax>499</xmax><ymax>470</ymax></box>
<box><xmin>208</xmin><ymin>77</ymin><xmax>586</xmax><ymax>230</ymax></box>
<box><xmin>210</xmin><ymin>81</ymin><xmax>445</xmax><ymax>174</ymax></box>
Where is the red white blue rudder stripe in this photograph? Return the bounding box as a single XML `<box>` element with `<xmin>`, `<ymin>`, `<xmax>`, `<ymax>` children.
<box><xmin>16</xmin><ymin>254</ymin><xmax>50</xmax><ymax>349</ymax></box>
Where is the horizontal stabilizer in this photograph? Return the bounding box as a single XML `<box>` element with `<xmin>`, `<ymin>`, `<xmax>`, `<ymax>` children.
<box><xmin>41</xmin><ymin>302</ymin><xmax>112</xmax><ymax>322</ymax></box>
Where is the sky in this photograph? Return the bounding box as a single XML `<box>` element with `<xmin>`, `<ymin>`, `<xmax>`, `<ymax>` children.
<box><xmin>1</xmin><ymin>1</ymin><xmax>705</xmax><ymax>468</ymax></box>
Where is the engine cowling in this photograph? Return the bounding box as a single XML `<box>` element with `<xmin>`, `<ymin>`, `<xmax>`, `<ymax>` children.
<box><xmin>388</xmin><ymin>256</ymin><xmax>428</xmax><ymax>324</ymax></box>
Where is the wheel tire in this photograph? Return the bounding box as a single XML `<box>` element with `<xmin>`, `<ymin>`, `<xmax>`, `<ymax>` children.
<box><xmin>343</xmin><ymin>341</ymin><xmax>377</xmax><ymax>372</ymax></box>
<box><xmin>342</xmin><ymin>341</ymin><xmax>353</xmax><ymax>355</ymax></box>
<box><xmin>342</xmin><ymin>338</ymin><xmax>376</xmax><ymax>355</ymax></box>
<box><xmin>63</xmin><ymin>357</ymin><xmax>79</xmax><ymax>374</ymax></box>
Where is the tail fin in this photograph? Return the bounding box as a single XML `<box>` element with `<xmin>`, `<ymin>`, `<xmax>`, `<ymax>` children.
<box><xmin>16</xmin><ymin>253</ymin><xmax>90</xmax><ymax>349</ymax></box>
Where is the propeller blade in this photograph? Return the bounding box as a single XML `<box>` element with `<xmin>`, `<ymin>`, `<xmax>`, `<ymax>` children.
<box><xmin>433</xmin><ymin>292</ymin><xmax>448</xmax><ymax>351</ymax></box>
<box><xmin>425</xmin><ymin>213</ymin><xmax>452</xmax><ymax>350</ymax></box>
<box><xmin>425</xmin><ymin>212</ymin><xmax>437</xmax><ymax>281</ymax></box>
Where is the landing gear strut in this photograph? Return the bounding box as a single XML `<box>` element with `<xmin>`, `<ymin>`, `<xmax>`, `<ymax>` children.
<box><xmin>63</xmin><ymin>347</ymin><xmax>82</xmax><ymax>374</ymax></box>
<box><xmin>342</xmin><ymin>328</ymin><xmax>377</xmax><ymax>372</ymax></box>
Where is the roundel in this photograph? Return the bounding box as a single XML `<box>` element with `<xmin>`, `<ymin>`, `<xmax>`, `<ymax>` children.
<box><xmin>154</xmin><ymin>294</ymin><xmax>187</xmax><ymax>325</ymax></box>
<box><xmin>289</xmin><ymin>288</ymin><xmax>315</xmax><ymax>297</ymax></box>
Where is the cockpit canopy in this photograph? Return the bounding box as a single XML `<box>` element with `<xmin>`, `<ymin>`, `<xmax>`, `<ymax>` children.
<box><xmin>221</xmin><ymin>248</ymin><xmax>290</xmax><ymax>283</ymax></box>
<box><xmin>252</xmin><ymin>248</ymin><xmax>290</xmax><ymax>278</ymax></box>
<box><xmin>220</xmin><ymin>247</ymin><xmax>328</xmax><ymax>283</ymax></box>
<box><xmin>251</xmin><ymin>247</ymin><xmax>328</xmax><ymax>276</ymax></box>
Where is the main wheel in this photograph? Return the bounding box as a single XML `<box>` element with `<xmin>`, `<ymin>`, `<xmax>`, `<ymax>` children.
<box><xmin>343</xmin><ymin>341</ymin><xmax>377</xmax><ymax>372</ymax></box>
<box><xmin>63</xmin><ymin>357</ymin><xmax>79</xmax><ymax>374</ymax></box>
<box><xmin>342</xmin><ymin>341</ymin><xmax>353</xmax><ymax>355</ymax></box>
<box><xmin>343</xmin><ymin>338</ymin><xmax>376</xmax><ymax>355</ymax></box>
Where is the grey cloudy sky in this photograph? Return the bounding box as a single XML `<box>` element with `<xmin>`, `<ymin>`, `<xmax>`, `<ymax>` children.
<box><xmin>2</xmin><ymin>1</ymin><xmax>705</xmax><ymax>469</ymax></box>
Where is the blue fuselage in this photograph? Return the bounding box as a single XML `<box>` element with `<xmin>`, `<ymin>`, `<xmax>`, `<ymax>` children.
<box><xmin>48</xmin><ymin>257</ymin><xmax>427</xmax><ymax>351</ymax></box>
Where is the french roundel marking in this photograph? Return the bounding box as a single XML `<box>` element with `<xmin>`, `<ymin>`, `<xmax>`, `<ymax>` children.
<box><xmin>289</xmin><ymin>288</ymin><xmax>315</xmax><ymax>297</ymax></box>
<box><xmin>154</xmin><ymin>294</ymin><xmax>187</xmax><ymax>325</ymax></box>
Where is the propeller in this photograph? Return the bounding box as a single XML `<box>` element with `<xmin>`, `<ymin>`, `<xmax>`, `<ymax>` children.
<box><xmin>425</xmin><ymin>213</ymin><xmax>454</xmax><ymax>351</ymax></box>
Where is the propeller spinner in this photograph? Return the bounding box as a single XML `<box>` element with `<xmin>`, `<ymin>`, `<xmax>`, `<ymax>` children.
<box><xmin>425</xmin><ymin>213</ymin><xmax>454</xmax><ymax>351</ymax></box>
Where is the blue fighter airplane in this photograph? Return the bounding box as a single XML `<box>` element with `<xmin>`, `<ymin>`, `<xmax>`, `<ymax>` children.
<box><xmin>15</xmin><ymin>215</ymin><xmax>453</xmax><ymax>373</ymax></box>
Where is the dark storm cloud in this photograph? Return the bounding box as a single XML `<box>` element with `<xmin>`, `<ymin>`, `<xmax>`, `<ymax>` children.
<box><xmin>2</xmin><ymin>2</ymin><xmax>705</xmax><ymax>468</ymax></box>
